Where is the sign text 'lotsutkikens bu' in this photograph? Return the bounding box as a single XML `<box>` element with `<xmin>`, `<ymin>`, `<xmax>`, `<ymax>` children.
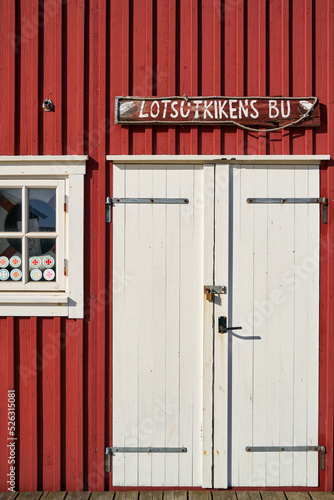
<box><xmin>115</xmin><ymin>96</ymin><xmax>320</xmax><ymax>128</ymax></box>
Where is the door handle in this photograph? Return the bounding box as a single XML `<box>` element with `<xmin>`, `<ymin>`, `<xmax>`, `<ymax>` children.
<box><xmin>218</xmin><ymin>316</ymin><xmax>242</xmax><ymax>334</ymax></box>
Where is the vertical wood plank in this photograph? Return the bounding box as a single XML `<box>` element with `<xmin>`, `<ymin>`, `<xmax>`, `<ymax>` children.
<box><xmin>200</xmin><ymin>1</ymin><xmax>215</xmax><ymax>154</ymax></box>
<box><xmin>123</xmin><ymin>164</ymin><xmax>140</xmax><ymax>486</ymax></box>
<box><xmin>121</xmin><ymin>0</ymin><xmax>130</xmax><ymax>154</ymax></box>
<box><xmin>304</xmin><ymin>0</ymin><xmax>313</xmax><ymax>156</ymax></box>
<box><xmin>252</xmin><ymin>165</ymin><xmax>269</xmax><ymax>487</ymax></box>
<box><xmin>137</xmin><ymin>164</ymin><xmax>154</xmax><ymax>486</ymax></box>
<box><xmin>291</xmin><ymin>0</ymin><xmax>307</xmax><ymax>155</ymax></box>
<box><xmin>155</xmin><ymin>1</ymin><xmax>173</xmax><ymax>154</ymax></box>
<box><xmin>178</xmin><ymin>165</ymin><xmax>203</xmax><ymax>486</ymax></box>
<box><xmin>168</xmin><ymin>0</ymin><xmax>177</xmax><ymax>154</ymax></box>
<box><xmin>275</xmin><ymin>165</ymin><xmax>295</xmax><ymax>487</ymax></box>
<box><xmin>190</xmin><ymin>0</ymin><xmax>198</xmax><ymax>155</ymax></box>
<box><xmin>41</xmin><ymin>318</ymin><xmax>61</xmax><ymax>490</ymax></box>
<box><xmin>213</xmin><ymin>163</ymin><xmax>230</xmax><ymax>488</ymax></box>
<box><xmin>231</xmin><ymin>165</ymin><xmax>254</xmax><ymax>487</ymax></box>
<box><xmin>223</xmin><ymin>2</ymin><xmax>237</xmax><ymax>155</ymax></box>
<box><xmin>305</xmin><ymin>165</ymin><xmax>320</xmax><ymax>486</ymax></box>
<box><xmin>292</xmin><ymin>165</ymin><xmax>318</xmax><ymax>486</ymax></box>
<box><xmin>202</xmin><ymin>164</ymin><xmax>215</xmax><ymax>488</ymax></box>
<box><xmin>246</xmin><ymin>1</ymin><xmax>260</xmax><ymax>156</ymax></box>
<box><xmin>165</xmin><ymin>165</ymin><xmax>181</xmax><ymax>485</ymax></box>
<box><xmin>112</xmin><ymin>164</ymin><xmax>126</xmax><ymax>487</ymax></box>
<box><xmin>151</xmin><ymin>166</ymin><xmax>167</xmax><ymax>486</ymax></box>
<box><xmin>18</xmin><ymin>318</ymin><xmax>38</xmax><ymax>490</ymax></box>
<box><xmin>258</xmin><ymin>0</ymin><xmax>267</xmax><ymax>155</ymax></box>
<box><xmin>65</xmin><ymin>319</ymin><xmax>84</xmax><ymax>490</ymax></box>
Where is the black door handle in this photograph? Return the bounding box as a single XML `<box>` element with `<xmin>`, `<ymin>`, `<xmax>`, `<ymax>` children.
<box><xmin>218</xmin><ymin>316</ymin><xmax>242</xmax><ymax>334</ymax></box>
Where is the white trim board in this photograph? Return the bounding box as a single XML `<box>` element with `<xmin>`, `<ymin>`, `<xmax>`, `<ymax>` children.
<box><xmin>107</xmin><ymin>155</ymin><xmax>329</xmax><ymax>164</ymax></box>
<box><xmin>0</xmin><ymin>155</ymin><xmax>88</xmax><ymax>162</ymax></box>
<box><xmin>0</xmin><ymin>155</ymin><xmax>88</xmax><ymax>176</ymax></box>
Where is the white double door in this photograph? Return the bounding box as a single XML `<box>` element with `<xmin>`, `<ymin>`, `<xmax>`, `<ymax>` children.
<box><xmin>112</xmin><ymin>162</ymin><xmax>320</xmax><ymax>488</ymax></box>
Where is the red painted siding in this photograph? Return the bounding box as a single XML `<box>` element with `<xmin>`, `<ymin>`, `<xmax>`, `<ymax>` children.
<box><xmin>0</xmin><ymin>0</ymin><xmax>333</xmax><ymax>491</ymax></box>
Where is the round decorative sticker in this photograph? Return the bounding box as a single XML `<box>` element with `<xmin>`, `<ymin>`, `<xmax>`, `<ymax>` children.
<box><xmin>30</xmin><ymin>269</ymin><xmax>42</xmax><ymax>281</ymax></box>
<box><xmin>30</xmin><ymin>257</ymin><xmax>41</xmax><ymax>268</ymax></box>
<box><xmin>10</xmin><ymin>256</ymin><xmax>21</xmax><ymax>268</ymax></box>
<box><xmin>0</xmin><ymin>269</ymin><xmax>9</xmax><ymax>280</ymax></box>
<box><xmin>0</xmin><ymin>256</ymin><xmax>9</xmax><ymax>268</ymax></box>
<box><xmin>10</xmin><ymin>269</ymin><xmax>22</xmax><ymax>281</ymax></box>
<box><xmin>43</xmin><ymin>269</ymin><xmax>55</xmax><ymax>281</ymax></box>
<box><xmin>43</xmin><ymin>256</ymin><xmax>55</xmax><ymax>268</ymax></box>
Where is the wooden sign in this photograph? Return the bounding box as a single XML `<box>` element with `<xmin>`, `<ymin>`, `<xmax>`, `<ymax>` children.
<box><xmin>115</xmin><ymin>96</ymin><xmax>320</xmax><ymax>128</ymax></box>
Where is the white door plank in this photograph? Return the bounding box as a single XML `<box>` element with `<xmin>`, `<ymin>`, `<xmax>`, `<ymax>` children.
<box><xmin>150</xmin><ymin>166</ymin><xmax>168</xmax><ymax>486</ymax></box>
<box><xmin>252</xmin><ymin>165</ymin><xmax>269</xmax><ymax>487</ymax></box>
<box><xmin>293</xmin><ymin>165</ymin><xmax>312</xmax><ymax>485</ymax></box>
<box><xmin>231</xmin><ymin>165</ymin><xmax>255</xmax><ymax>487</ymax></box>
<box><xmin>165</xmin><ymin>166</ymin><xmax>182</xmax><ymax>486</ymax></box>
<box><xmin>136</xmin><ymin>164</ymin><xmax>154</xmax><ymax>486</ymax></box>
<box><xmin>112</xmin><ymin>164</ymin><xmax>126</xmax><ymax>486</ymax></box>
<box><xmin>123</xmin><ymin>164</ymin><xmax>140</xmax><ymax>486</ymax></box>
<box><xmin>305</xmin><ymin>165</ymin><xmax>320</xmax><ymax>486</ymax></box>
<box><xmin>178</xmin><ymin>165</ymin><xmax>204</xmax><ymax>486</ymax></box>
<box><xmin>213</xmin><ymin>163</ymin><xmax>230</xmax><ymax>488</ymax></box>
<box><xmin>202</xmin><ymin>164</ymin><xmax>215</xmax><ymax>488</ymax></box>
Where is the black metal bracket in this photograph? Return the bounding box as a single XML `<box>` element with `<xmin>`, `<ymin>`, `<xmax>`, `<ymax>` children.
<box><xmin>218</xmin><ymin>316</ymin><xmax>242</xmax><ymax>334</ymax></box>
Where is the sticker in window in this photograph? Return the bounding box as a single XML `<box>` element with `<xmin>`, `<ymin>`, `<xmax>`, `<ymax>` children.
<box><xmin>30</xmin><ymin>269</ymin><xmax>42</xmax><ymax>281</ymax></box>
<box><xmin>0</xmin><ymin>239</ymin><xmax>22</xmax><ymax>281</ymax></box>
<box><xmin>10</xmin><ymin>269</ymin><xmax>22</xmax><ymax>281</ymax></box>
<box><xmin>43</xmin><ymin>269</ymin><xmax>55</xmax><ymax>281</ymax></box>
<box><xmin>10</xmin><ymin>256</ymin><xmax>21</xmax><ymax>268</ymax></box>
<box><xmin>28</xmin><ymin>239</ymin><xmax>56</xmax><ymax>282</ymax></box>
<box><xmin>0</xmin><ymin>269</ymin><xmax>9</xmax><ymax>280</ymax></box>
<box><xmin>0</xmin><ymin>256</ymin><xmax>9</xmax><ymax>268</ymax></box>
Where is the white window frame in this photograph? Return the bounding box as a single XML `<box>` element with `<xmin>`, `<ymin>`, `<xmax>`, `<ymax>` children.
<box><xmin>0</xmin><ymin>156</ymin><xmax>87</xmax><ymax>318</ymax></box>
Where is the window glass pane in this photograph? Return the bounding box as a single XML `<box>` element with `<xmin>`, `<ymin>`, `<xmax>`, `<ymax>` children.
<box><xmin>28</xmin><ymin>239</ymin><xmax>56</xmax><ymax>282</ymax></box>
<box><xmin>0</xmin><ymin>189</ymin><xmax>22</xmax><ymax>232</ymax></box>
<box><xmin>0</xmin><ymin>239</ymin><xmax>22</xmax><ymax>281</ymax></box>
<box><xmin>28</xmin><ymin>189</ymin><xmax>56</xmax><ymax>232</ymax></box>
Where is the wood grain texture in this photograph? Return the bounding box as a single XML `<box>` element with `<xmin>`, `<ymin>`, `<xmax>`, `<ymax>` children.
<box><xmin>0</xmin><ymin>0</ymin><xmax>333</xmax><ymax>492</ymax></box>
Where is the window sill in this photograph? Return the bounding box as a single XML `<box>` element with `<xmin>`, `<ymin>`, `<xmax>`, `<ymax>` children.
<box><xmin>0</xmin><ymin>292</ymin><xmax>84</xmax><ymax>317</ymax></box>
<box><xmin>0</xmin><ymin>292</ymin><xmax>69</xmax><ymax>304</ymax></box>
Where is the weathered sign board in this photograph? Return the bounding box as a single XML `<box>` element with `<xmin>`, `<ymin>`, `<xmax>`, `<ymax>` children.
<box><xmin>115</xmin><ymin>96</ymin><xmax>320</xmax><ymax>128</ymax></box>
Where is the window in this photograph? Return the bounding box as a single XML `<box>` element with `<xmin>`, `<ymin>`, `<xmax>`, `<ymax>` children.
<box><xmin>0</xmin><ymin>156</ymin><xmax>87</xmax><ymax>318</ymax></box>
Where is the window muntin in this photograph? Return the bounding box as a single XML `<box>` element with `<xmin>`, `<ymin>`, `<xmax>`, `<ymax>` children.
<box><xmin>0</xmin><ymin>180</ymin><xmax>65</xmax><ymax>291</ymax></box>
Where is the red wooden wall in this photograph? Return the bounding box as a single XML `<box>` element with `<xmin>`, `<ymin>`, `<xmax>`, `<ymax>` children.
<box><xmin>0</xmin><ymin>0</ymin><xmax>334</xmax><ymax>491</ymax></box>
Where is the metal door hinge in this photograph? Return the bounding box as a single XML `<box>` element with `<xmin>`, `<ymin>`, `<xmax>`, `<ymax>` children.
<box><xmin>106</xmin><ymin>196</ymin><xmax>189</xmax><ymax>223</ymax></box>
<box><xmin>246</xmin><ymin>445</ymin><xmax>326</xmax><ymax>471</ymax></box>
<box><xmin>247</xmin><ymin>197</ymin><xmax>329</xmax><ymax>224</ymax></box>
<box><xmin>104</xmin><ymin>446</ymin><xmax>187</xmax><ymax>473</ymax></box>
<box><xmin>64</xmin><ymin>259</ymin><xmax>68</xmax><ymax>276</ymax></box>
<box><xmin>64</xmin><ymin>195</ymin><xmax>68</xmax><ymax>213</ymax></box>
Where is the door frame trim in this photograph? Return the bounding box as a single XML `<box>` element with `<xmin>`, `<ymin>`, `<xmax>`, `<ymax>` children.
<box><xmin>107</xmin><ymin>155</ymin><xmax>329</xmax><ymax>164</ymax></box>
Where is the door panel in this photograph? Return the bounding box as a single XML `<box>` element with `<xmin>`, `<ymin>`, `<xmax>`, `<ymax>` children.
<box><xmin>229</xmin><ymin>164</ymin><xmax>319</xmax><ymax>487</ymax></box>
<box><xmin>112</xmin><ymin>163</ymin><xmax>205</xmax><ymax>487</ymax></box>
<box><xmin>112</xmin><ymin>162</ymin><xmax>320</xmax><ymax>488</ymax></box>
